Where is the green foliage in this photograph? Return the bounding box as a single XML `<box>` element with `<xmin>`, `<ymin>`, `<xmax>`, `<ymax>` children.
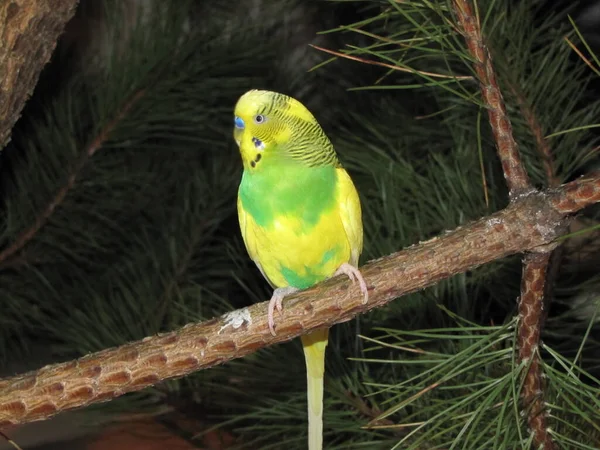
<box><xmin>1</xmin><ymin>0</ymin><xmax>599</xmax><ymax>448</ymax></box>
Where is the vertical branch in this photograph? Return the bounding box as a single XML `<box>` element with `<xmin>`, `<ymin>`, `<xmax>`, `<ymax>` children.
<box><xmin>451</xmin><ymin>1</ymin><xmax>558</xmax><ymax>448</ymax></box>
<box><xmin>519</xmin><ymin>252</ymin><xmax>556</xmax><ymax>450</ymax></box>
<box><xmin>452</xmin><ymin>0</ymin><xmax>531</xmax><ymax>198</ymax></box>
<box><xmin>506</xmin><ymin>79</ymin><xmax>564</xmax><ymax>353</ymax></box>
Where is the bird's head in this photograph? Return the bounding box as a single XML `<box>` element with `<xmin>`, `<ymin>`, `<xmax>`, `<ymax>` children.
<box><xmin>233</xmin><ymin>89</ymin><xmax>335</xmax><ymax>171</ymax></box>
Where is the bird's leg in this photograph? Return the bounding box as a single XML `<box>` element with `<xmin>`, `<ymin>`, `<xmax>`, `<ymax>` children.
<box><xmin>268</xmin><ymin>286</ymin><xmax>299</xmax><ymax>336</ymax></box>
<box><xmin>334</xmin><ymin>263</ymin><xmax>369</xmax><ymax>304</ymax></box>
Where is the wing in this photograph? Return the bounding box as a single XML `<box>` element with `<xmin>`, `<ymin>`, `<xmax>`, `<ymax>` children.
<box><xmin>335</xmin><ymin>168</ymin><xmax>363</xmax><ymax>267</ymax></box>
<box><xmin>237</xmin><ymin>194</ymin><xmax>254</xmax><ymax>260</ymax></box>
<box><xmin>237</xmin><ymin>194</ymin><xmax>277</xmax><ymax>289</ymax></box>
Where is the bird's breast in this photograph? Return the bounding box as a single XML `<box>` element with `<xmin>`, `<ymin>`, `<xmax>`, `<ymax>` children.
<box><xmin>238</xmin><ymin>166</ymin><xmax>351</xmax><ymax>289</ymax></box>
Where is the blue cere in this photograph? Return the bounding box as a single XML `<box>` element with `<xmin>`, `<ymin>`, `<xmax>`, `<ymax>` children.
<box><xmin>234</xmin><ymin>116</ymin><xmax>245</xmax><ymax>129</ymax></box>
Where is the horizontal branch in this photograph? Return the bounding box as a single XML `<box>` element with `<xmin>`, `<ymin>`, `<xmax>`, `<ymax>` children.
<box><xmin>0</xmin><ymin>174</ymin><xmax>598</xmax><ymax>427</ymax></box>
<box><xmin>549</xmin><ymin>172</ymin><xmax>600</xmax><ymax>214</ymax></box>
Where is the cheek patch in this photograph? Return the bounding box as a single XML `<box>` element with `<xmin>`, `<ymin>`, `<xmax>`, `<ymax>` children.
<box><xmin>252</xmin><ymin>137</ymin><xmax>265</xmax><ymax>151</ymax></box>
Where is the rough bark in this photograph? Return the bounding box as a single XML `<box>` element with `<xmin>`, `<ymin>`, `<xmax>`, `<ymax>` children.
<box><xmin>452</xmin><ymin>0</ymin><xmax>531</xmax><ymax>198</ymax></box>
<box><xmin>518</xmin><ymin>252</ymin><xmax>556</xmax><ymax>449</ymax></box>
<box><xmin>0</xmin><ymin>0</ymin><xmax>79</xmax><ymax>148</ymax></box>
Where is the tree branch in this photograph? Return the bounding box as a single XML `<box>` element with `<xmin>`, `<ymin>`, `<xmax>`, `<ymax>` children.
<box><xmin>451</xmin><ymin>2</ymin><xmax>575</xmax><ymax>448</ymax></box>
<box><xmin>0</xmin><ymin>0</ymin><xmax>79</xmax><ymax>149</ymax></box>
<box><xmin>505</xmin><ymin>61</ymin><xmax>563</xmax><ymax>450</ymax></box>
<box><xmin>0</xmin><ymin>174</ymin><xmax>598</xmax><ymax>428</ymax></box>
<box><xmin>452</xmin><ymin>0</ymin><xmax>531</xmax><ymax>197</ymax></box>
<box><xmin>518</xmin><ymin>252</ymin><xmax>555</xmax><ymax>449</ymax></box>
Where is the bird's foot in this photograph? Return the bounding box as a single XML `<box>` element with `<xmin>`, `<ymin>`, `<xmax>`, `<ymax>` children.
<box><xmin>334</xmin><ymin>263</ymin><xmax>369</xmax><ymax>304</ymax></box>
<box><xmin>267</xmin><ymin>286</ymin><xmax>299</xmax><ymax>336</ymax></box>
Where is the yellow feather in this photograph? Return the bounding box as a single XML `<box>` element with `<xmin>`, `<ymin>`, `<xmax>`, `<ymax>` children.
<box><xmin>336</xmin><ymin>168</ymin><xmax>363</xmax><ymax>267</ymax></box>
<box><xmin>301</xmin><ymin>328</ymin><xmax>329</xmax><ymax>450</ymax></box>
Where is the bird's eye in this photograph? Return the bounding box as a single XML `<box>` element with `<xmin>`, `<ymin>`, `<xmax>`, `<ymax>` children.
<box><xmin>254</xmin><ymin>114</ymin><xmax>266</xmax><ymax>124</ymax></box>
<box><xmin>234</xmin><ymin>116</ymin><xmax>245</xmax><ymax>129</ymax></box>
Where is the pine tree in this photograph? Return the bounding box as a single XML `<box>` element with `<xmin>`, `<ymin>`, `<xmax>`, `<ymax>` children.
<box><xmin>0</xmin><ymin>0</ymin><xmax>599</xmax><ymax>449</ymax></box>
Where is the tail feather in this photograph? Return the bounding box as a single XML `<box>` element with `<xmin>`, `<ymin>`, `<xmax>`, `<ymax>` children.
<box><xmin>301</xmin><ymin>327</ymin><xmax>329</xmax><ymax>450</ymax></box>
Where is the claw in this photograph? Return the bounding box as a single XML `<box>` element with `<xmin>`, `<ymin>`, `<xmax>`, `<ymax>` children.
<box><xmin>334</xmin><ymin>263</ymin><xmax>369</xmax><ymax>304</ymax></box>
<box><xmin>267</xmin><ymin>286</ymin><xmax>299</xmax><ymax>336</ymax></box>
<box><xmin>266</xmin><ymin>263</ymin><xmax>368</xmax><ymax>335</ymax></box>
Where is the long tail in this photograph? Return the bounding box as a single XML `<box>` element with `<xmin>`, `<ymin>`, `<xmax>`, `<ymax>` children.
<box><xmin>300</xmin><ymin>327</ymin><xmax>329</xmax><ymax>450</ymax></box>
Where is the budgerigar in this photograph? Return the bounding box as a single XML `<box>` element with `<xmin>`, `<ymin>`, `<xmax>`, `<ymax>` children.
<box><xmin>233</xmin><ymin>90</ymin><xmax>368</xmax><ymax>450</ymax></box>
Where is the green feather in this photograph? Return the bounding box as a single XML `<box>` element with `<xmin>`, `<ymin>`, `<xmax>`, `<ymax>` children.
<box><xmin>280</xmin><ymin>265</ymin><xmax>321</xmax><ymax>289</ymax></box>
<box><xmin>279</xmin><ymin>245</ymin><xmax>342</xmax><ymax>289</ymax></box>
<box><xmin>238</xmin><ymin>163</ymin><xmax>337</xmax><ymax>229</ymax></box>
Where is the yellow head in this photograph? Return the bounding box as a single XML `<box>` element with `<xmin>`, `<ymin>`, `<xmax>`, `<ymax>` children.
<box><xmin>233</xmin><ymin>90</ymin><xmax>339</xmax><ymax>171</ymax></box>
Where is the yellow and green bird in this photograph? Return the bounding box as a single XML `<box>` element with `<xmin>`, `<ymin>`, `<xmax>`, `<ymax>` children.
<box><xmin>233</xmin><ymin>89</ymin><xmax>368</xmax><ymax>450</ymax></box>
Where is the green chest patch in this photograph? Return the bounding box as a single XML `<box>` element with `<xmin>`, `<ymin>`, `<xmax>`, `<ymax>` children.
<box><xmin>238</xmin><ymin>165</ymin><xmax>337</xmax><ymax>229</ymax></box>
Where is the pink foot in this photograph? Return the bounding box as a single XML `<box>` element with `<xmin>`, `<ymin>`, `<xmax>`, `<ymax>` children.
<box><xmin>267</xmin><ymin>286</ymin><xmax>299</xmax><ymax>336</ymax></box>
<box><xmin>334</xmin><ymin>263</ymin><xmax>369</xmax><ymax>304</ymax></box>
